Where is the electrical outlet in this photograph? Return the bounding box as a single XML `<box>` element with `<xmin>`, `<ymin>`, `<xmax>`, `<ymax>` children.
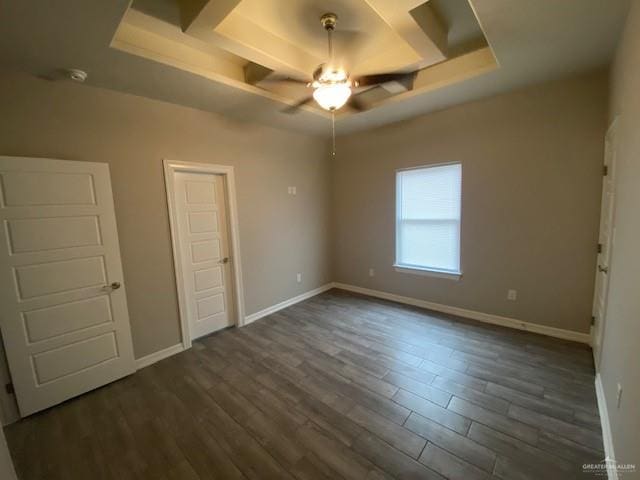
<box><xmin>616</xmin><ymin>383</ymin><xmax>623</xmax><ymax>409</ymax></box>
<box><xmin>296</xmin><ymin>273</ymin><xmax>302</xmax><ymax>283</ymax></box>
<box><xmin>369</xmin><ymin>268</ymin><xmax>375</xmax><ymax>277</ymax></box>
<box><xmin>507</xmin><ymin>289</ymin><xmax>517</xmax><ymax>301</ymax></box>
<box><xmin>287</xmin><ymin>186</ymin><xmax>297</xmax><ymax>195</ymax></box>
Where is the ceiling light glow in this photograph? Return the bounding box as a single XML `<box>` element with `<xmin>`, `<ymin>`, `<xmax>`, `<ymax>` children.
<box><xmin>313</xmin><ymin>82</ymin><xmax>351</xmax><ymax>111</ymax></box>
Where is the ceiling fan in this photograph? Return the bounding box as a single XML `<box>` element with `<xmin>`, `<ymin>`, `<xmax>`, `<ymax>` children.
<box><xmin>265</xmin><ymin>12</ymin><xmax>415</xmax><ymax>114</ymax></box>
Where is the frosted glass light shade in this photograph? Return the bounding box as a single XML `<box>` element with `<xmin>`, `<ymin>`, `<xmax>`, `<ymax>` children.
<box><xmin>313</xmin><ymin>83</ymin><xmax>351</xmax><ymax>111</ymax></box>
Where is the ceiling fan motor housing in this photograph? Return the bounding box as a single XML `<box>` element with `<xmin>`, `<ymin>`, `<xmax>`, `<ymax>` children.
<box><xmin>320</xmin><ymin>13</ymin><xmax>337</xmax><ymax>31</ymax></box>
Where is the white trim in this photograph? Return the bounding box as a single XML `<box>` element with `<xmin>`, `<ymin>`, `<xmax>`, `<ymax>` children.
<box><xmin>135</xmin><ymin>343</ymin><xmax>185</xmax><ymax>370</ymax></box>
<box><xmin>393</xmin><ymin>264</ymin><xmax>462</xmax><ymax>280</ymax></box>
<box><xmin>595</xmin><ymin>373</ymin><xmax>618</xmax><ymax>480</ymax></box>
<box><xmin>163</xmin><ymin>160</ymin><xmax>246</xmax><ymax>350</ymax></box>
<box><xmin>333</xmin><ymin>283</ymin><xmax>591</xmax><ymax>344</ymax></box>
<box><xmin>244</xmin><ymin>283</ymin><xmax>334</xmax><ymax>325</ymax></box>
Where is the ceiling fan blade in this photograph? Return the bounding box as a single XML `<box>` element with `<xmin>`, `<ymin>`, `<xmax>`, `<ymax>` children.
<box><xmin>348</xmin><ymin>95</ymin><xmax>367</xmax><ymax>112</ymax></box>
<box><xmin>354</xmin><ymin>72</ymin><xmax>414</xmax><ymax>87</ymax></box>
<box><xmin>283</xmin><ymin>96</ymin><xmax>315</xmax><ymax>114</ymax></box>
<box><xmin>260</xmin><ymin>75</ymin><xmax>310</xmax><ymax>85</ymax></box>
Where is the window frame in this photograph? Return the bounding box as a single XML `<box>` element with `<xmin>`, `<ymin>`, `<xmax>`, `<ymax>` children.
<box><xmin>394</xmin><ymin>162</ymin><xmax>463</xmax><ymax>280</ymax></box>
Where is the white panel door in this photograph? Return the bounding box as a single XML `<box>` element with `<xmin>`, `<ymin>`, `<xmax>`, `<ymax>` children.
<box><xmin>174</xmin><ymin>172</ymin><xmax>234</xmax><ymax>339</ymax></box>
<box><xmin>592</xmin><ymin>122</ymin><xmax>617</xmax><ymax>365</ymax></box>
<box><xmin>0</xmin><ymin>156</ymin><xmax>135</xmax><ymax>416</ymax></box>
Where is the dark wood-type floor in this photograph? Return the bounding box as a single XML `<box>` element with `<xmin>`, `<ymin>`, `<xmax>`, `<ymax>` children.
<box><xmin>5</xmin><ymin>289</ymin><xmax>604</xmax><ymax>480</ymax></box>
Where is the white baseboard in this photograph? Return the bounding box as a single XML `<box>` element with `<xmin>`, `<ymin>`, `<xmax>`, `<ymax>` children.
<box><xmin>595</xmin><ymin>373</ymin><xmax>618</xmax><ymax>480</ymax></box>
<box><xmin>135</xmin><ymin>343</ymin><xmax>184</xmax><ymax>370</ymax></box>
<box><xmin>333</xmin><ymin>282</ymin><xmax>592</xmax><ymax>344</ymax></box>
<box><xmin>243</xmin><ymin>283</ymin><xmax>334</xmax><ymax>325</ymax></box>
<box><xmin>135</xmin><ymin>284</ymin><xmax>333</xmax><ymax>368</ymax></box>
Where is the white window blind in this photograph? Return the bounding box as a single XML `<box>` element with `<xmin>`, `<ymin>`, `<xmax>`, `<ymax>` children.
<box><xmin>396</xmin><ymin>163</ymin><xmax>462</xmax><ymax>274</ymax></box>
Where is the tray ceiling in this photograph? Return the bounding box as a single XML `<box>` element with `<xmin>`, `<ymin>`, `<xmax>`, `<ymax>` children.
<box><xmin>115</xmin><ymin>0</ymin><xmax>496</xmax><ymax>117</ymax></box>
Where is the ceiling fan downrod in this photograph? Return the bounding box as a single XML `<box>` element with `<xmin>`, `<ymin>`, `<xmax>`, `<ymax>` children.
<box><xmin>320</xmin><ymin>13</ymin><xmax>337</xmax><ymax>61</ymax></box>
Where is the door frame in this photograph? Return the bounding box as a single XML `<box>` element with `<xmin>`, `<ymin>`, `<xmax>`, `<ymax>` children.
<box><xmin>592</xmin><ymin>117</ymin><xmax>618</xmax><ymax>365</ymax></box>
<box><xmin>163</xmin><ymin>160</ymin><xmax>246</xmax><ymax>349</ymax></box>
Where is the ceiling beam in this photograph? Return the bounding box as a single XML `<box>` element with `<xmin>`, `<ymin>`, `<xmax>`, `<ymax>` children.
<box><xmin>178</xmin><ymin>0</ymin><xmax>318</xmax><ymax>78</ymax></box>
<box><xmin>363</xmin><ymin>0</ymin><xmax>448</xmax><ymax>69</ymax></box>
<box><xmin>244</xmin><ymin>62</ymin><xmax>273</xmax><ymax>85</ymax></box>
<box><xmin>178</xmin><ymin>0</ymin><xmax>241</xmax><ymax>33</ymax></box>
<box><xmin>379</xmin><ymin>73</ymin><xmax>416</xmax><ymax>94</ymax></box>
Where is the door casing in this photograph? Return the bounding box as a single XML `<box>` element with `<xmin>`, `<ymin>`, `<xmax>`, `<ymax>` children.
<box><xmin>163</xmin><ymin>160</ymin><xmax>245</xmax><ymax>349</ymax></box>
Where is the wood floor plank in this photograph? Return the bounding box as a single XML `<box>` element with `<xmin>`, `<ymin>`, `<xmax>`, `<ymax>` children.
<box><xmin>294</xmin><ymin>395</ymin><xmax>365</xmax><ymax>447</ymax></box>
<box><xmin>295</xmin><ymin>423</ymin><xmax>392</xmax><ymax>480</ymax></box>
<box><xmin>465</xmin><ymin>365</ymin><xmax>545</xmax><ymax>397</ymax></box>
<box><xmin>4</xmin><ymin>289</ymin><xmax>603</xmax><ymax>480</ymax></box>
<box><xmin>447</xmin><ymin>397</ymin><xmax>538</xmax><ymax>444</ymax></box>
<box><xmin>172</xmin><ymin>420</ymin><xmax>247</xmax><ymax>480</ymax></box>
<box><xmin>346</xmin><ymin>404</ymin><xmax>427</xmax><ymax>459</ymax></box>
<box><xmin>300</xmin><ymin>361</ymin><xmax>411</xmax><ymax>425</ymax></box>
<box><xmin>404</xmin><ymin>413</ymin><xmax>496</xmax><ymax>472</ymax></box>
<box><xmin>536</xmin><ymin>430</ymin><xmax>605</xmax><ymax>465</ymax></box>
<box><xmin>383</xmin><ymin>371</ymin><xmax>452</xmax><ymax>407</ymax></box>
<box><xmin>353</xmin><ymin>432</ymin><xmax>446</xmax><ymax>480</ymax></box>
<box><xmin>507</xmin><ymin>404</ymin><xmax>603</xmax><ymax>451</ymax></box>
<box><xmin>393</xmin><ymin>389</ymin><xmax>471</xmax><ymax>435</ymax></box>
<box><xmin>420</xmin><ymin>443</ymin><xmax>490</xmax><ymax>480</ymax></box>
<box><xmin>484</xmin><ymin>381</ymin><xmax>575</xmax><ymax>421</ymax></box>
<box><xmin>467</xmin><ymin>422</ymin><xmax>574</xmax><ymax>477</ymax></box>
<box><xmin>572</xmin><ymin>409</ymin><xmax>604</xmax><ymax>432</ymax></box>
<box><xmin>431</xmin><ymin>377</ymin><xmax>510</xmax><ymax>415</ymax></box>
<box><xmin>199</xmin><ymin>402</ymin><xmax>297</xmax><ymax>480</ymax></box>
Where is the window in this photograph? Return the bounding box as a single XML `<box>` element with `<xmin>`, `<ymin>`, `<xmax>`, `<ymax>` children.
<box><xmin>395</xmin><ymin>163</ymin><xmax>462</xmax><ymax>277</ymax></box>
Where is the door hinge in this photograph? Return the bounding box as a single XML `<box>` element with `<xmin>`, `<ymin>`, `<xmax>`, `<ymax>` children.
<box><xmin>5</xmin><ymin>382</ymin><xmax>14</xmax><ymax>395</ymax></box>
<box><xmin>603</xmin><ymin>165</ymin><xmax>608</xmax><ymax>176</ymax></box>
<box><xmin>597</xmin><ymin>243</ymin><xmax>603</xmax><ymax>254</ymax></box>
<box><xmin>591</xmin><ymin>316</ymin><xmax>596</xmax><ymax>326</ymax></box>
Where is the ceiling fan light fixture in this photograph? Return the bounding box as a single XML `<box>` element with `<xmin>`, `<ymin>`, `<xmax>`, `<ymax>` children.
<box><xmin>313</xmin><ymin>82</ymin><xmax>351</xmax><ymax>111</ymax></box>
<box><xmin>319</xmin><ymin>67</ymin><xmax>348</xmax><ymax>83</ymax></box>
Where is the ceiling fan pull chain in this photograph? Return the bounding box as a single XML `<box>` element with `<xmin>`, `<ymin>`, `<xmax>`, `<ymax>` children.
<box><xmin>331</xmin><ymin>111</ymin><xmax>336</xmax><ymax>157</ymax></box>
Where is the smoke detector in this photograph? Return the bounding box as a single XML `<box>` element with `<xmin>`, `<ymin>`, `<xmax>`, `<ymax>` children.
<box><xmin>67</xmin><ymin>69</ymin><xmax>87</xmax><ymax>82</ymax></box>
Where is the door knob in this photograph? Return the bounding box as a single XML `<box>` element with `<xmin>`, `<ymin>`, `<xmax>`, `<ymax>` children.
<box><xmin>104</xmin><ymin>281</ymin><xmax>121</xmax><ymax>292</ymax></box>
<box><xmin>219</xmin><ymin>257</ymin><xmax>230</xmax><ymax>264</ymax></box>
<box><xmin>598</xmin><ymin>265</ymin><xmax>608</xmax><ymax>273</ymax></box>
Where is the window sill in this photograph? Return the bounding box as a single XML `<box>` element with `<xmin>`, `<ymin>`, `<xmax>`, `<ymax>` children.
<box><xmin>393</xmin><ymin>264</ymin><xmax>462</xmax><ymax>281</ymax></box>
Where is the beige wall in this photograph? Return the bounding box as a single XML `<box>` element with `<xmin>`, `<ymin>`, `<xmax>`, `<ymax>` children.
<box><xmin>600</xmin><ymin>1</ymin><xmax>640</xmax><ymax>468</ymax></box>
<box><xmin>0</xmin><ymin>65</ymin><xmax>614</xmax><ymax>365</ymax></box>
<box><xmin>0</xmin><ymin>71</ymin><xmax>332</xmax><ymax>359</ymax></box>
<box><xmin>333</xmin><ymin>71</ymin><xmax>608</xmax><ymax>334</ymax></box>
